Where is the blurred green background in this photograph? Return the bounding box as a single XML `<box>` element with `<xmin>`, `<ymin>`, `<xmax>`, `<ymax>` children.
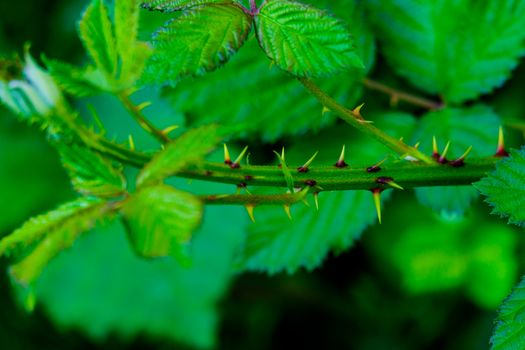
<box><xmin>1</xmin><ymin>0</ymin><xmax>525</xmax><ymax>349</ymax></box>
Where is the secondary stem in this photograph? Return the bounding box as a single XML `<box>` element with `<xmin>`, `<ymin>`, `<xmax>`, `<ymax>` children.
<box><xmin>298</xmin><ymin>77</ymin><xmax>435</xmax><ymax>164</ymax></box>
<box><xmin>362</xmin><ymin>78</ymin><xmax>444</xmax><ymax>110</ymax></box>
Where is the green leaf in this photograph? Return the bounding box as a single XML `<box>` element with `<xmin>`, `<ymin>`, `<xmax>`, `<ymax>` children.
<box><xmin>164</xmin><ymin>0</ymin><xmax>375</xmax><ymax>141</ymax></box>
<box><xmin>2</xmin><ymin>198</ymin><xmax>112</xmax><ymax>286</ymax></box>
<box><xmin>237</xmin><ymin>112</ymin><xmax>415</xmax><ymax>273</ymax></box>
<box><xmin>121</xmin><ymin>185</ymin><xmax>203</xmax><ymax>262</ymax></box>
<box><xmin>255</xmin><ymin>0</ymin><xmax>363</xmax><ymax>77</ymax></box>
<box><xmin>43</xmin><ymin>58</ymin><xmax>108</xmax><ymax>97</ymax></box>
<box><xmin>141</xmin><ymin>0</ymin><xmax>229</xmax><ymax>11</ymax></box>
<box><xmin>35</xmin><ymin>202</ymin><xmax>245</xmax><ymax>348</ymax></box>
<box><xmin>491</xmin><ymin>276</ymin><xmax>525</xmax><ymax>349</ymax></box>
<box><xmin>58</xmin><ymin>144</ymin><xmax>126</xmax><ymax>198</ymax></box>
<box><xmin>137</xmin><ymin>125</ymin><xmax>222</xmax><ymax>187</ymax></box>
<box><xmin>79</xmin><ymin>0</ymin><xmax>118</xmax><ymax>77</ymax></box>
<box><xmin>145</xmin><ymin>3</ymin><xmax>253</xmax><ymax>84</ymax></box>
<box><xmin>412</xmin><ymin>105</ymin><xmax>501</xmax><ymax>215</ymax></box>
<box><xmin>367</xmin><ymin>0</ymin><xmax>525</xmax><ymax>103</ymax></box>
<box><xmin>475</xmin><ymin>148</ymin><xmax>525</xmax><ymax>226</ymax></box>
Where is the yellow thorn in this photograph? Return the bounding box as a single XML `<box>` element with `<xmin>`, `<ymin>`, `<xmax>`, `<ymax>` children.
<box><xmin>358</xmin><ymin>119</ymin><xmax>374</xmax><ymax>124</ymax></box>
<box><xmin>301</xmin><ymin>151</ymin><xmax>319</xmax><ymax>170</ymax></box>
<box><xmin>399</xmin><ymin>137</ymin><xmax>404</xmax><ymax>142</ymax></box>
<box><xmin>372</xmin><ymin>190</ymin><xmax>382</xmax><ymax>224</ymax></box>
<box><xmin>432</xmin><ymin>136</ymin><xmax>439</xmax><ymax>155</ymax></box>
<box><xmin>136</xmin><ymin>101</ymin><xmax>152</xmax><ymax>111</ymax></box>
<box><xmin>498</xmin><ymin>126</ymin><xmax>505</xmax><ymax>150</ymax></box>
<box><xmin>128</xmin><ymin>135</ymin><xmax>135</xmax><ymax>151</ymax></box>
<box><xmin>233</xmin><ymin>146</ymin><xmax>249</xmax><ymax>166</ymax></box>
<box><xmin>281</xmin><ymin>147</ymin><xmax>286</xmax><ymax>162</ymax></box>
<box><xmin>441</xmin><ymin>141</ymin><xmax>451</xmax><ymax>159</ymax></box>
<box><xmin>162</xmin><ymin>125</ymin><xmax>180</xmax><ymax>136</ymax></box>
<box><xmin>459</xmin><ymin>145</ymin><xmax>473</xmax><ymax>160</ymax></box>
<box><xmin>387</xmin><ymin>181</ymin><xmax>404</xmax><ymax>191</ymax></box>
<box><xmin>352</xmin><ymin>103</ymin><xmax>365</xmax><ymax>119</ymax></box>
<box><xmin>413</xmin><ymin>141</ymin><xmax>421</xmax><ymax>149</ymax></box>
<box><xmin>322</xmin><ymin>106</ymin><xmax>331</xmax><ymax>115</ymax></box>
<box><xmin>339</xmin><ymin>145</ymin><xmax>346</xmax><ymax>162</ymax></box>
<box><xmin>314</xmin><ymin>192</ymin><xmax>319</xmax><ymax>211</ymax></box>
<box><xmin>224</xmin><ymin>144</ymin><xmax>231</xmax><ymax>164</ymax></box>
<box><xmin>283</xmin><ymin>205</ymin><xmax>292</xmax><ymax>220</ymax></box>
<box><xmin>245</xmin><ymin>205</ymin><xmax>255</xmax><ymax>223</ymax></box>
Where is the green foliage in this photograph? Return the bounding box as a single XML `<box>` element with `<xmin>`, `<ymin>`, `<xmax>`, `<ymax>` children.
<box><xmin>475</xmin><ymin>148</ymin><xmax>525</xmax><ymax>226</ymax></box>
<box><xmin>144</xmin><ymin>3</ymin><xmax>252</xmax><ymax>84</ymax></box>
<box><xmin>491</xmin><ymin>276</ymin><xmax>525</xmax><ymax>349</ymax></box>
<box><xmin>121</xmin><ymin>184</ymin><xmax>203</xmax><ymax>262</ymax></box>
<box><xmin>255</xmin><ymin>0</ymin><xmax>363</xmax><ymax>77</ymax></box>
<box><xmin>137</xmin><ymin>124</ymin><xmax>222</xmax><ymax>187</ymax></box>
<box><xmin>412</xmin><ymin>105</ymin><xmax>501</xmax><ymax>214</ymax></box>
<box><xmin>367</xmin><ymin>0</ymin><xmax>525</xmax><ymax>103</ymax></box>
<box><xmin>141</xmin><ymin>0</ymin><xmax>228</xmax><ymax>12</ymax></box>
<box><xmin>58</xmin><ymin>144</ymin><xmax>126</xmax><ymax>198</ymax></box>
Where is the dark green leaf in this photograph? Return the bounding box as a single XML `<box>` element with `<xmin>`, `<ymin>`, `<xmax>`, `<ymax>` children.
<box><xmin>137</xmin><ymin>125</ymin><xmax>222</xmax><ymax>187</ymax></box>
<box><xmin>121</xmin><ymin>185</ymin><xmax>203</xmax><ymax>262</ymax></box>
<box><xmin>145</xmin><ymin>3</ymin><xmax>252</xmax><ymax>84</ymax></box>
<box><xmin>367</xmin><ymin>0</ymin><xmax>525</xmax><ymax>103</ymax></box>
<box><xmin>141</xmin><ymin>0</ymin><xmax>229</xmax><ymax>11</ymax></box>
<box><xmin>255</xmin><ymin>0</ymin><xmax>363</xmax><ymax>77</ymax></box>
<box><xmin>475</xmin><ymin>148</ymin><xmax>525</xmax><ymax>226</ymax></box>
<box><xmin>491</xmin><ymin>276</ymin><xmax>525</xmax><ymax>349</ymax></box>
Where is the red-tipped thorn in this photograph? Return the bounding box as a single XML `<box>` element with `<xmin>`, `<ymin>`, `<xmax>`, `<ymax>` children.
<box><xmin>224</xmin><ymin>144</ymin><xmax>232</xmax><ymax>165</ymax></box>
<box><xmin>245</xmin><ymin>204</ymin><xmax>255</xmax><ymax>223</ymax></box>
<box><xmin>231</xmin><ymin>146</ymin><xmax>249</xmax><ymax>169</ymax></box>
<box><xmin>283</xmin><ymin>205</ymin><xmax>292</xmax><ymax>220</ymax></box>
<box><xmin>297</xmin><ymin>151</ymin><xmax>319</xmax><ymax>173</ymax></box>
<box><xmin>495</xmin><ymin>126</ymin><xmax>509</xmax><ymax>157</ymax></box>
<box><xmin>450</xmin><ymin>146</ymin><xmax>473</xmax><ymax>167</ymax></box>
<box><xmin>438</xmin><ymin>141</ymin><xmax>451</xmax><ymax>164</ymax></box>
<box><xmin>313</xmin><ymin>192</ymin><xmax>319</xmax><ymax>210</ymax></box>
<box><xmin>371</xmin><ymin>189</ymin><xmax>383</xmax><ymax>224</ymax></box>
<box><xmin>335</xmin><ymin>145</ymin><xmax>348</xmax><ymax>168</ymax></box>
<box><xmin>376</xmin><ymin>177</ymin><xmax>404</xmax><ymax>190</ymax></box>
<box><xmin>367</xmin><ymin>158</ymin><xmax>387</xmax><ymax>173</ymax></box>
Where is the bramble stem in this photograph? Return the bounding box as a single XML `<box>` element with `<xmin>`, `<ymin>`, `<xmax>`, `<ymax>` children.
<box><xmin>362</xmin><ymin>78</ymin><xmax>444</xmax><ymax>110</ymax></box>
<box><xmin>201</xmin><ymin>188</ymin><xmax>309</xmax><ymax>205</ymax></box>
<box><xmin>298</xmin><ymin>78</ymin><xmax>435</xmax><ymax>164</ymax></box>
<box><xmin>118</xmin><ymin>92</ymin><xmax>170</xmax><ymax>144</ymax></box>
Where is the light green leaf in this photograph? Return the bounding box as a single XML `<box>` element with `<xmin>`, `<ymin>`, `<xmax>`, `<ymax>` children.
<box><xmin>145</xmin><ymin>3</ymin><xmax>253</xmax><ymax>84</ymax></box>
<box><xmin>43</xmin><ymin>58</ymin><xmax>108</xmax><ymax>97</ymax></box>
<box><xmin>491</xmin><ymin>276</ymin><xmax>525</xmax><ymax>350</ymax></box>
<box><xmin>79</xmin><ymin>0</ymin><xmax>118</xmax><ymax>77</ymax></box>
<box><xmin>141</xmin><ymin>0</ymin><xmax>229</xmax><ymax>11</ymax></box>
<box><xmin>121</xmin><ymin>185</ymin><xmax>203</xmax><ymax>262</ymax></box>
<box><xmin>367</xmin><ymin>0</ymin><xmax>525</xmax><ymax>103</ymax></box>
<box><xmin>137</xmin><ymin>125</ymin><xmax>222</xmax><ymax>187</ymax></box>
<box><xmin>58</xmin><ymin>144</ymin><xmax>126</xmax><ymax>198</ymax></box>
<box><xmin>3</xmin><ymin>198</ymin><xmax>112</xmax><ymax>286</ymax></box>
<box><xmin>412</xmin><ymin>105</ymin><xmax>501</xmax><ymax>215</ymax></box>
<box><xmin>475</xmin><ymin>148</ymin><xmax>525</xmax><ymax>226</ymax></box>
<box><xmin>255</xmin><ymin>0</ymin><xmax>363</xmax><ymax>77</ymax></box>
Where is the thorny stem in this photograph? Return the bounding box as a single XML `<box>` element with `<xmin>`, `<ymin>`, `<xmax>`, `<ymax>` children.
<box><xmin>118</xmin><ymin>91</ymin><xmax>170</xmax><ymax>144</ymax></box>
<box><xmin>362</xmin><ymin>78</ymin><xmax>444</xmax><ymax>110</ymax></box>
<box><xmin>298</xmin><ymin>77</ymin><xmax>435</xmax><ymax>164</ymax></box>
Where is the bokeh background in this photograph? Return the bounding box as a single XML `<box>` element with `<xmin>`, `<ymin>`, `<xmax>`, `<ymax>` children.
<box><xmin>1</xmin><ymin>0</ymin><xmax>525</xmax><ymax>349</ymax></box>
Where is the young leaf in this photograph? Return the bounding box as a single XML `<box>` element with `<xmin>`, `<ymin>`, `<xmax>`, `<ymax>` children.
<box><xmin>137</xmin><ymin>125</ymin><xmax>222</xmax><ymax>187</ymax></box>
<box><xmin>58</xmin><ymin>144</ymin><xmax>126</xmax><ymax>198</ymax></box>
<box><xmin>141</xmin><ymin>0</ymin><xmax>228</xmax><ymax>11</ymax></box>
<box><xmin>4</xmin><ymin>198</ymin><xmax>112</xmax><ymax>286</ymax></box>
<box><xmin>491</xmin><ymin>276</ymin><xmax>525</xmax><ymax>350</ymax></box>
<box><xmin>79</xmin><ymin>0</ymin><xmax>118</xmax><ymax>77</ymax></box>
<box><xmin>367</xmin><ymin>0</ymin><xmax>525</xmax><ymax>103</ymax></box>
<box><xmin>255</xmin><ymin>0</ymin><xmax>363</xmax><ymax>77</ymax></box>
<box><xmin>412</xmin><ymin>105</ymin><xmax>501</xmax><ymax>215</ymax></box>
<box><xmin>43</xmin><ymin>58</ymin><xmax>108</xmax><ymax>97</ymax></box>
<box><xmin>145</xmin><ymin>3</ymin><xmax>253</xmax><ymax>84</ymax></box>
<box><xmin>121</xmin><ymin>185</ymin><xmax>203</xmax><ymax>262</ymax></box>
<box><xmin>475</xmin><ymin>148</ymin><xmax>525</xmax><ymax>227</ymax></box>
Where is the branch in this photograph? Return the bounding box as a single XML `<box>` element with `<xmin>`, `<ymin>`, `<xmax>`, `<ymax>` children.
<box><xmin>298</xmin><ymin>77</ymin><xmax>435</xmax><ymax>164</ymax></box>
<box><xmin>362</xmin><ymin>78</ymin><xmax>444</xmax><ymax>110</ymax></box>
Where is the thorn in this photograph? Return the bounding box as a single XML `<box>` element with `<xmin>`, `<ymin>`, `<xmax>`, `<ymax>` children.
<box><xmin>281</xmin><ymin>147</ymin><xmax>286</xmax><ymax>162</ymax></box>
<box><xmin>87</xmin><ymin>104</ymin><xmax>106</xmax><ymax>135</ymax></box>
<box><xmin>313</xmin><ymin>192</ymin><xmax>319</xmax><ymax>210</ymax></box>
<box><xmin>304</xmin><ymin>179</ymin><xmax>317</xmax><ymax>187</ymax></box>
<box><xmin>128</xmin><ymin>135</ymin><xmax>135</xmax><ymax>151</ymax></box>
<box><xmin>438</xmin><ymin>141</ymin><xmax>451</xmax><ymax>164</ymax></box>
<box><xmin>352</xmin><ymin>103</ymin><xmax>365</xmax><ymax>119</ymax></box>
<box><xmin>413</xmin><ymin>141</ymin><xmax>421</xmax><ymax>149</ymax></box>
<box><xmin>367</xmin><ymin>158</ymin><xmax>387</xmax><ymax>173</ymax></box>
<box><xmin>371</xmin><ymin>189</ymin><xmax>383</xmax><ymax>224</ymax></box>
<box><xmin>432</xmin><ymin>136</ymin><xmax>439</xmax><ymax>159</ymax></box>
<box><xmin>450</xmin><ymin>146</ymin><xmax>473</xmax><ymax>167</ymax></box>
<box><xmin>376</xmin><ymin>177</ymin><xmax>404</xmax><ymax>190</ymax></box>
<box><xmin>358</xmin><ymin>119</ymin><xmax>374</xmax><ymax>124</ymax></box>
<box><xmin>245</xmin><ymin>205</ymin><xmax>255</xmax><ymax>223</ymax></box>
<box><xmin>390</xmin><ymin>94</ymin><xmax>399</xmax><ymax>107</ymax></box>
<box><xmin>301</xmin><ymin>198</ymin><xmax>311</xmax><ymax>207</ymax></box>
<box><xmin>136</xmin><ymin>101</ymin><xmax>152</xmax><ymax>111</ymax></box>
<box><xmin>495</xmin><ymin>126</ymin><xmax>509</xmax><ymax>157</ymax></box>
<box><xmin>162</xmin><ymin>125</ymin><xmax>179</xmax><ymax>136</ymax></box>
<box><xmin>224</xmin><ymin>144</ymin><xmax>232</xmax><ymax>165</ymax></box>
<box><xmin>322</xmin><ymin>106</ymin><xmax>331</xmax><ymax>116</ymax></box>
<box><xmin>297</xmin><ymin>151</ymin><xmax>318</xmax><ymax>173</ymax></box>
<box><xmin>283</xmin><ymin>205</ymin><xmax>292</xmax><ymax>220</ymax></box>
<box><xmin>269</xmin><ymin>61</ymin><xmax>275</xmax><ymax>70</ymax></box>
<box><xmin>232</xmin><ymin>146</ymin><xmax>249</xmax><ymax>169</ymax></box>
<box><xmin>335</xmin><ymin>145</ymin><xmax>348</xmax><ymax>168</ymax></box>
